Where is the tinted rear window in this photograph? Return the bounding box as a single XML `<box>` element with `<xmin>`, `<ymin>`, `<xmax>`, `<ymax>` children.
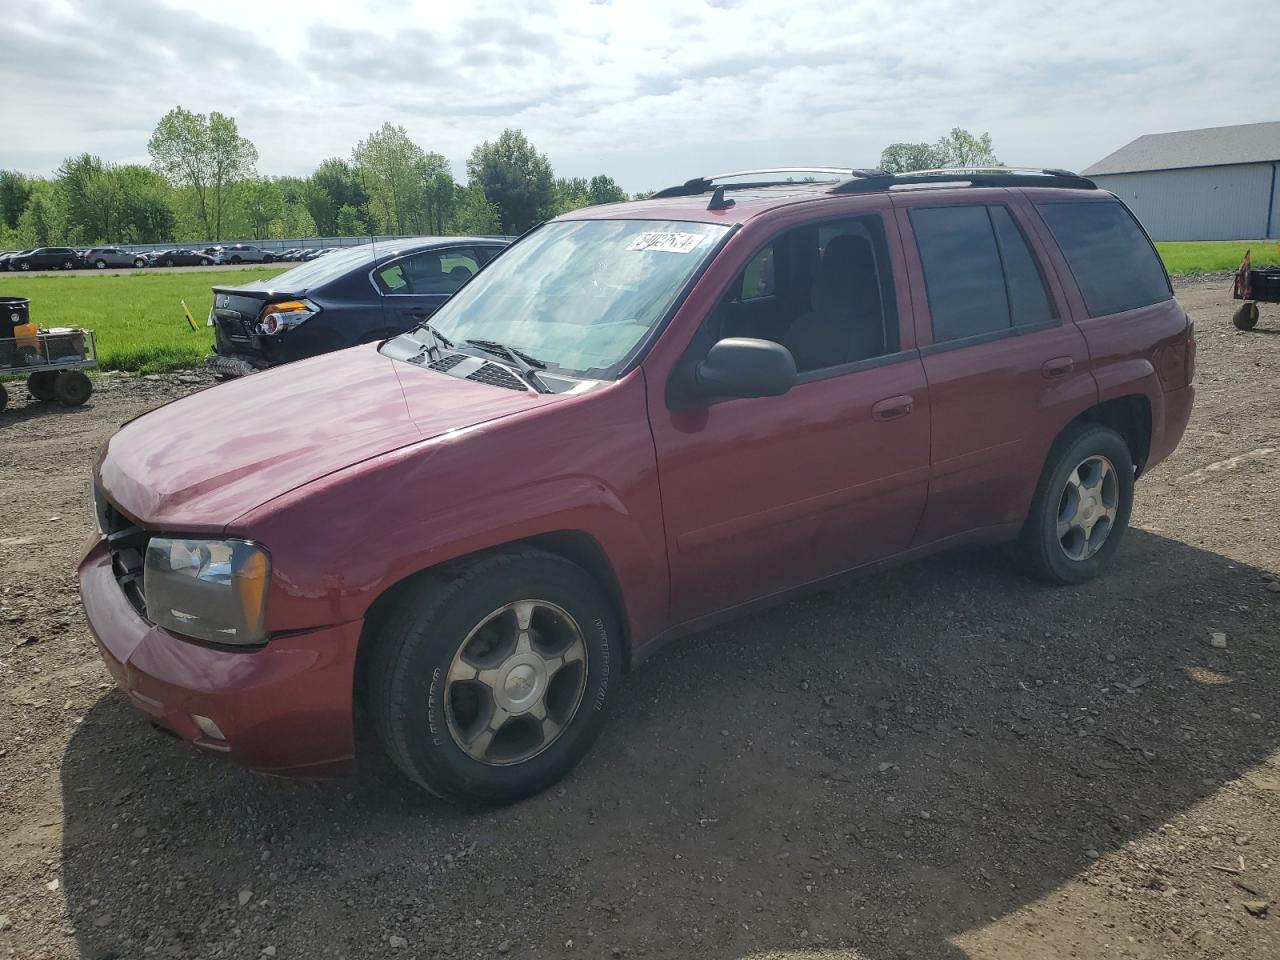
<box><xmin>1036</xmin><ymin>201</ymin><xmax>1171</xmax><ymax>317</ymax></box>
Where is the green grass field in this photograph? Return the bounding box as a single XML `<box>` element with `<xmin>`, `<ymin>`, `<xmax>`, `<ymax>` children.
<box><xmin>0</xmin><ymin>268</ymin><xmax>287</xmax><ymax>374</ymax></box>
<box><xmin>2</xmin><ymin>240</ymin><xmax>1278</xmax><ymax>375</ymax></box>
<box><xmin>1154</xmin><ymin>240</ymin><xmax>1280</xmax><ymax>276</ymax></box>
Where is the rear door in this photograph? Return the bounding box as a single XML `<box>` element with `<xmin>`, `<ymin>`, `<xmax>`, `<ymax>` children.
<box><xmin>892</xmin><ymin>191</ymin><xmax>1096</xmax><ymax>545</ymax></box>
<box><xmin>375</xmin><ymin>246</ymin><xmax>484</xmax><ymax>335</ymax></box>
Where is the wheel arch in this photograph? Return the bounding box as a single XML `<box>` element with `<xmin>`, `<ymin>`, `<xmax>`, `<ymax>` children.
<box><xmin>1072</xmin><ymin>394</ymin><xmax>1152</xmax><ymax>476</ymax></box>
<box><xmin>351</xmin><ymin>529</ymin><xmax>632</xmax><ymax>722</ymax></box>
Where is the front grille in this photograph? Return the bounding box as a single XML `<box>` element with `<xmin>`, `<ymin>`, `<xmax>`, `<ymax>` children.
<box><xmin>466</xmin><ymin>362</ymin><xmax>528</xmax><ymax>392</ymax></box>
<box><xmin>98</xmin><ymin>484</ymin><xmax>150</xmax><ymax>617</ymax></box>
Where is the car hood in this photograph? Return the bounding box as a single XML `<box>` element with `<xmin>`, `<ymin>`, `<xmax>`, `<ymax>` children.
<box><xmin>98</xmin><ymin>344</ymin><xmax>561</xmax><ymax>531</ymax></box>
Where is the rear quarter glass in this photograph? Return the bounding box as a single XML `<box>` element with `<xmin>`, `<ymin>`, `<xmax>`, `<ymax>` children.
<box><xmin>1035</xmin><ymin>200</ymin><xmax>1172</xmax><ymax>317</ymax></box>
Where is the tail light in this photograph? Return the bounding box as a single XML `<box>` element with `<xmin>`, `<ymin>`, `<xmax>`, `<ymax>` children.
<box><xmin>256</xmin><ymin>299</ymin><xmax>318</xmax><ymax>335</ymax></box>
<box><xmin>1158</xmin><ymin>314</ymin><xmax>1196</xmax><ymax>390</ymax></box>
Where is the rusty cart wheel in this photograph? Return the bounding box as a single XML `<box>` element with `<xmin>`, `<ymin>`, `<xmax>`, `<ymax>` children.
<box><xmin>27</xmin><ymin>371</ymin><xmax>57</xmax><ymax>401</ymax></box>
<box><xmin>1232</xmin><ymin>302</ymin><xmax>1260</xmax><ymax>331</ymax></box>
<box><xmin>53</xmin><ymin>370</ymin><xmax>92</xmax><ymax>406</ymax></box>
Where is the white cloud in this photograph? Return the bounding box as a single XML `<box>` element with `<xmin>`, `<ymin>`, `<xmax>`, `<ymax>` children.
<box><xmin>1</xmin><ymin>0</ymin><xmax>1272</xmax><ymax>192</ymax></box>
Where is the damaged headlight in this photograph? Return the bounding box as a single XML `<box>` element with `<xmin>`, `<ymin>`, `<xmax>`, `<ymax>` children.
<box><xmin>144</xmin><ymin>538</ymin><xmax>271</xmax><ymax>646</ymax></box>
<box><xmin>256</xmin><ymin>299</ymin><xmax>318</xmax><ymax>335</ymax></box>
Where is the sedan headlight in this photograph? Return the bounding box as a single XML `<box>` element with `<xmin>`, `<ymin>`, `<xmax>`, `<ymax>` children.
<box><xmin>144</xmin><ymin>538</ymin><xmax>271</xmax><ymax>646</ymax></box>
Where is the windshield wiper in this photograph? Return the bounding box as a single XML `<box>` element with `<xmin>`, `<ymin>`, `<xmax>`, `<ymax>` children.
<box><xmin>464</xmin><ymin>338</ymin><xmax>552</xmax><ymax>393</ymax></box>
<box><xmin>413</xmin><ymin>321</ymin><xmax>454</xmax><ymax>360</ymax></box>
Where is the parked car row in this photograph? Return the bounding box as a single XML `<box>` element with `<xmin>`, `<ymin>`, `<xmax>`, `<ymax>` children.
<box><xmin>0</xmin><ymin>244</ymin><xmax>345</xmax><ymax>271</ymax></box>
<box><xmin>81</xmin><ymin>166</ymin><xmax>1197</xmax><ymax>804</ymax></box>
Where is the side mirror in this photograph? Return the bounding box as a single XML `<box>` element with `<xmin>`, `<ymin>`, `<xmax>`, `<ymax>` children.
<box><xmin>690</xmin><ymin>337</ymin><xmax>797</xmax><ymax>403</ymax></box>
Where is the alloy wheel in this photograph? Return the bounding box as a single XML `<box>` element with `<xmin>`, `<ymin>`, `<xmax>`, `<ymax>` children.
<box><xmin>444</xmin><ymin>599</ymin><xmax>588</xmax><ymax>766</ymax></box>
<box><xmin>1056</xmin><ymin>454</ymin><xmax>1119</xmax><ymax>561</ymax></box>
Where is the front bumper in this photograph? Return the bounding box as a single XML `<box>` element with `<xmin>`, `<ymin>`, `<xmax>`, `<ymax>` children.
<box><xmin>78</xmin><ymin>539</ymin><xmax>361</xmax><ymax>776</ymax></box>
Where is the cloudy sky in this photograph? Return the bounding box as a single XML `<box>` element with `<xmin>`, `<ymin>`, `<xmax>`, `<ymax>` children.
<box><xmin>3</xmin><ymin>0</ymin><xmax>1273</xmax><ymax>192</ymax></box>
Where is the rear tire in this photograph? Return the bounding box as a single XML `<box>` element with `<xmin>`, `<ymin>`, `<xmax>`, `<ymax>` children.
<box><xmin>1014</xmin><ymin>423</ymin><xmax>1134</xmax><ymax>585</ymax></box>
<box><xmin>230</xmin><ymin>256</ymin><xmax>242</xmax><ymax>264</ymax></box>
<box><xmin>1233</xmin><ymin>302</ymin><xmax>1260</xmax><ymax>331</ymax></box>
<box><xmin>263</xmin><ymin>254</ymin><xmax>274</xmax><ymax>263</ymax></box>
<box><xmin>27</xmin><ymin>371</ymin><xmax>57</xmax><ymax>402</ymax></box>
<box><xmin>164</xmin><ymin>258</ymin><xmax>174</xmax><ymax>267</ymax></box>
<box><xmin>19</xmin><ymin>261</ymin><xmax>30</xmax><ymax>271</ymax></box>
<box><xmin>367</xmin><ymin>549</ymin><xmax>621</xmax><ymax>804</ymax></box>
<box><xmin>94</xmin><ymin>259</ymin><xmax>107</xmax><ymax>269</ymax></box>
<box><xmin>53</xmin><ymin>371</ymin><xmax>92</xmax><ymax>406</ymax></box>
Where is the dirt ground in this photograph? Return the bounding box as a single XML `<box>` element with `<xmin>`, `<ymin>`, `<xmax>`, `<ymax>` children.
<box><xmin>1</xmin><ymin>279</ymin><xmax>1278</xmax><ymax>960</ymax></box>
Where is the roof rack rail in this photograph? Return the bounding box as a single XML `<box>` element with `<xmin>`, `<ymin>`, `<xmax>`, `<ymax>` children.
<box><xmin>829</xmin><ymin>166</ymin><xmax>1096</xmax><ymax>194</ymax></box>
<box><xmin>651</xmin><ymin>166</ymin><xmax>880</xmax><ymax>199</ymax></box>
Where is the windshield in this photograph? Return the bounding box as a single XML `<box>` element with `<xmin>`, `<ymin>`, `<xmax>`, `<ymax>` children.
<box><xmin>266</xmin><ymin>244</ymin><xmax>377</xmax><ymax>288</ymax></box>
<box><xmin>396</xmin><ymin>219</ymin><xmax>729</xmax><ymax>379</ymax></box>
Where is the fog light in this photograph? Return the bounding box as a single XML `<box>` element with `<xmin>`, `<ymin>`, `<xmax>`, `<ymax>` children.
<box><xmin>192</xmin><ymin>714</ymin><xmax>225</xmax><ymax>741</ymax></box>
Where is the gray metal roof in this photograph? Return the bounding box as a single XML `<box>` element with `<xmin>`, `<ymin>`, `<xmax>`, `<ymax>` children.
<box><xmin>1082</xmin><ymin>121</ymin><xmax>1280</xmax><ymax>175</ymax></box>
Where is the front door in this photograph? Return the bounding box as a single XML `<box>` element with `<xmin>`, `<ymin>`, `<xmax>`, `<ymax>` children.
<box><xmin>648</xmin><ymin>209</ymin><xmax>932</xmax><ymax>624</ymax></box>
<box><xmin>892</xmin><ymin>193</ymin><xmax>1097</xmax><ymax>545</ymax></box>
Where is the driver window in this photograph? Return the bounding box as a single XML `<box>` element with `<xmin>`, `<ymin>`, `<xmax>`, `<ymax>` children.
<box><xmin>712</xmin><ymin>215</ymin><xmax>899</xmax><ymax>374</ymax></box>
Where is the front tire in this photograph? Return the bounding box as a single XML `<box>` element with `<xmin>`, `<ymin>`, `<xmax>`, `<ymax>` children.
<box><xmin>1015</xmin><ymin>423</ymin><xmax>1134</xmax><ymax>585</ymax></box>
<box><xmin>133</xmin><ymin>258</ymin><xmax>145</xmax><ymax>268</ymax></box>
<box><xmin>367</xmin><ymin>549</ymin><xmax>621</xmax><ymax>804</ymax></box>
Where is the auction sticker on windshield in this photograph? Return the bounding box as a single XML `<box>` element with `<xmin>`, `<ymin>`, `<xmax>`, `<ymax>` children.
<box><xmin>626</xmin><ymin>232</ymin><xmax>705</xmax><ymax>254</ymax></box>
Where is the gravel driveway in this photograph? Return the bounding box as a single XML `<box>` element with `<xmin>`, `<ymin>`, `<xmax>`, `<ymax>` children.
<box><xmin>1</xmin><ymin>278</ymin><xmax>1277</xmax><ymax>959</ymax></box>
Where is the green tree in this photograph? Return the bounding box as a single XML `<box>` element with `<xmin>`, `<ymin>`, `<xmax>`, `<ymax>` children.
<box><xmin>879</xmin><ymin>128</ymin><xmax>999</xmax><ymax>173</ymax></box>
<box><xmin>239</xmin><ymin>178</ymin><xmax>284</xmax><ymax>240</ymax></box>
<box><xmin>15</xmin><ymin>181</ymin><xmax>65</xmax><ymax>246</ymax></box>
<box><xmin>115</xmin><ymin>165</ymin><xmax>176</xmax><ymax>242</ymax></box>
<box><xmin>419</xmin><ymin>152</ymin><xmax>457</xmax><ymax>234</ymax></box>
<box><xmin>57</xmin><ymin>153</ymin><xmax>124</xmax><ymax>242</ymax></box>
<box><xmin>148</xmin><ymin>106</ymin><xmax>257</xmax><ymax>240</ymax></box>
<box><xmin>0</xmin><ymin>171</ymin><xmax>33</xmax><ymax>230</ymax></box>
<box><xmin>587</xmin><ymin>175</ymin><xmax>627</xmax><ymax>205</ymax></box>
<box><xmin>352</xmin><ymin>122</ymin><xmax>427</xmax><ymax>235</ymax></box>
<box><xmin>450</xmin><ymin>183</ymin><xmax>501</xmax><ymax>235</ymax></box>
<box><xmin>336</xmin><ymin>203</ymin><xmax>369</xmax><ymax>237</ymax></box>
<box><xmin>878</xmin><ymin>141</ymin><xmax>946</xmax><ymax>174</ymax></box>
<box><xmin>466</xmin><ymin>129</ymin><xmax>555</xmax><ymax>234</ymax></box>
<box><xmin>306</xmin><ymin>158</ymin><xmax>370</xmax><ymax>235</ymax></box>
<box><xmin>552</xmin><ymin>176</ymin><xmax>590</xmax><ymax>215</ymax></box>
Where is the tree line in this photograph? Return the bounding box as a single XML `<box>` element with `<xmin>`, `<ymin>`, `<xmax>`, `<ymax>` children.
<box><xmin>0</xmin><ymin>108</ymin><xmax>631</xmax><ymax>248</ymax></box>
<box><xmin>0</xmin><ymin>107</ymin><xmax>998</xmax><ymax>249</ymax></box>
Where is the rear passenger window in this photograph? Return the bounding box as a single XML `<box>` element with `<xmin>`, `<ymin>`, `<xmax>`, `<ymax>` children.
<box><xmin>989</xmin><ymin>206</ymin><xmax>1054</xmax><ymax>327</ymax></box>
<box><xmin>1036</xmin><ymin>201</ymin><xmax>1171</xmax><ymax>317</ymax></box>
<box><xmin>911</xmin><ymin>204</ymin><xmax>1055</xmax><ymax>343</ymax></box>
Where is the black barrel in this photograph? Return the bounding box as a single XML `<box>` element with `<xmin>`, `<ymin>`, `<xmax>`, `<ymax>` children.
<box><xmin>0</xmin><ymin>296</ymin><xmax>30</xmax><ymax>367</ymax></box>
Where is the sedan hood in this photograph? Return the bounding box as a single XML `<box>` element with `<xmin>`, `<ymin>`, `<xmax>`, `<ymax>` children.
<box><xmin>99</xmin><ymin>345</ymin><xmax>559</xmax><ymax>530</ymax></box>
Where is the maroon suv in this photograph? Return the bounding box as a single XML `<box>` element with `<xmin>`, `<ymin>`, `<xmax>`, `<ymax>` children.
<box><xmin>79</xmin><ymin>166</ymin><xmax>1195</xmax><ymax>803</ymax></box>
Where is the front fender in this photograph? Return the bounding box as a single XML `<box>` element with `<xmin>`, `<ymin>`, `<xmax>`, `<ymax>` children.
<box><xmin>233</xmin><ymin>375</ymin><xmax>668</xmax><ymax>649</ymax></box>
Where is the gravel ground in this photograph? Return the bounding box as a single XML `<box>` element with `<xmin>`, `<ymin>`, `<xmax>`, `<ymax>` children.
<box><xmin>1</xmin><ymin>279</ymin><xmax>1278</xmax><ymax>960</ymax></box>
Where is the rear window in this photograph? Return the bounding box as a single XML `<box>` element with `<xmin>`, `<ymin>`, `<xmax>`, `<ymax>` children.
<box><xmin>1036</xmin><ymin>201</ymin><xmax>1171</xmax><ymax>317</ymax></box>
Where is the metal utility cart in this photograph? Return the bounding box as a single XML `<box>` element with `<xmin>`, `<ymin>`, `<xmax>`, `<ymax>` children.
<box><xmin>1231</xmin><ymin>250</ymin><xmax>1280</xmax><ymax>330</ymax></box>
<box><xmin>0</xmin><ymin>296</ymin><xmax>97</xmax><ymax>412</ymax></box>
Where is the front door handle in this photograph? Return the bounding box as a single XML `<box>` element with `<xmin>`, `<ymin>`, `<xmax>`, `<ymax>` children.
<box><xmin>1042</xmin><ymin>356</ymin><xmax>1074</xmax><ymax>379</ymax></box>
<box><xmin>872</xmin><ymin>394</ymin><xmax>914</xmax><ymax>421</ymax></box>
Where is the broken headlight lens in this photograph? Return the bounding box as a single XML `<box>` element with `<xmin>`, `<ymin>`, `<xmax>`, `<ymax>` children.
<box><xmin>143</xmin><ymin>538</ymin><xmax>271</xmax><ymax>646</ymax></box>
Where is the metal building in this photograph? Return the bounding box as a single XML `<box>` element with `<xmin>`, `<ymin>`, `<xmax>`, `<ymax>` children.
<box><xmin>1082</xmin><ymin>121</ymin><xmax>1280</xmax><ymax>241</ymax></box>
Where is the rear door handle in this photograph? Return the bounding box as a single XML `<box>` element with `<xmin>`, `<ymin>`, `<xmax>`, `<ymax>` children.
<box><xmin>1042</xmin><ymin>356</ymin><xmax>1074</xmax><ymax>379</ymax></box>
<box><xmin>872</xmin><ymin>394</ymin><xmax>914</xmax><ymax>421</ymax></box>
